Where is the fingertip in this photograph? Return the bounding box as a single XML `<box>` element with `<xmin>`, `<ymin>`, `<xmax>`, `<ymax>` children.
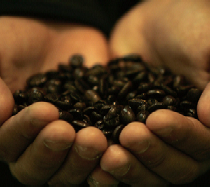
<box><xmin>75</xmin><ymin>126</ymin><xmax>108</xmax><ymax>152</ymax></box>
<box><xmin>119</xmin><ymin>122</ymin><xmax>149</xmax><ymax>147</ymax></box>
<box><xmin>0</xmin><ymin>78</ymin><xmax>14</xmax><ymax>123</ymax></box>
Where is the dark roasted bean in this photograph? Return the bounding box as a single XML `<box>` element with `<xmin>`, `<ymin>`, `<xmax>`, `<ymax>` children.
<box><xmin>73</xmin><ymin>102</ymin><xmax>86</xmax><ymax>110</ymax></box>
<box><xmin>13</xmin><ymin>90</ymin><xmax>26</xmax><ymax>104</ymax></box>
<box><xmin>83</xmin><ymin>106</ymin><xmax>97</xmax><ymax>115</ymax></box>
<box><xmin>147</xmin><ymin>89</ymin><xmax>165</xmax><ymax>98</ymax></box>
<box><xmin>27</xmin><ymin>88</ymin><xmax>45</xmax><ymax>104</ymax></box>
<box><xmin>148</xmin><ymin>102</ymin><xmax>167</xmax><ymax>113</ymax></box>
<box><xmin>69</xmin><ymin>54</ymin><xmax>84</xmax><ymax>68</ymax></box>
<box><xmin>59</xmin><ymin>111</ymin><xmax>73</xmax><ymax>123</ymax></box>
<box><xmin>44</xmin><ymin>79</ymin><xmax>62</xmax><ymax>93</ymax></box>
<box><xmin>85</xmin><ymin>90</ymin><xmax>101</xmax><ymax>103</ymax></box>
<box><xmin>128</xmin><ymin>98</ymin><xmax>146</xmax><ymax>110</ymax></box>
<box><xmin>162</xmin><ymin>95</ymin><xmax>177</xmax><ymax>106</ymax></box>
<box><xmin>26</xmin><ymin>73</ymin><xmax>47</xmax><ymax>88</ymax></box>
<box><xmin>112</xmin><ymin>124</ymin><xmax>125</xmax><ymax>144</ymax></box>
<box><xmin>136</xmin><ymin>111</ymin><xmax>149</xmax><ymax>123</ymax></box>
<box><xmin>137</xmin><ymin>82</ymin><xmax>152</xmax><ymax>93</ymax></box>
<box><xmin>56</xmin><ymin>95</ymin><xmax>72</xmax><ymax>110</ymax></box>
<box><xmin>94</xmin><ymin>120</ymin><xmax>104</xmax><ymax>130</ymax></box>
<box><xmin>83</xmin><ymin>114</ymin><xmax>92</xmax><ymax>126</ymax></box>
<box><xmin>120</xmin><ymin>105</ymin><xmax>135</xmax><ymax>124</ymax></box>
<box><xmin>186</xmin><ymin>88</ymin><xmax>202</xmax><ymax>103</ymax></box>
<box><xmin>69</xmin><ymin>108</ymin><xmax>83</xmax><ymax>120</ymax></box>
<box><xmin>14</xmin><ymin>53</ymin><xmax>202</xmax><ymax>143</ymax></box>
<box><xmin>71</xmin><ymin>120</ymin><xmax>90</xmax><ymax>131</ymax></box>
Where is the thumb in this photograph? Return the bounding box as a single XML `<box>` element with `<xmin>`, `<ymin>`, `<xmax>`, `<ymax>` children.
<box><xmin>109</xmin><ymin>2</ymin><xmax>153</xmax><ymax>64</ymax></box>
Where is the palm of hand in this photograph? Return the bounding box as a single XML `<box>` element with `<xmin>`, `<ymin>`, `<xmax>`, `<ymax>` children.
<box><xmin>0</xmin><ymin>16</ymin><xmax>108</xmax><ymax>92</ymax></box>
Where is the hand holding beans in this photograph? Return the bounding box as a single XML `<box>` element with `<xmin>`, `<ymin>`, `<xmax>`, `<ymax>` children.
<box><xmin>0</xmin><ymin>16</ymin><xmax>109</xmax><ymax>186</ymax></box>
<box><xmin>94</xmin><ymin>0</ymin><xmax>210</xmax><ymax>186</ymax></box>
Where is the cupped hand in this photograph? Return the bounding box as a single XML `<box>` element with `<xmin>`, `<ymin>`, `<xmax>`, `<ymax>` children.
<box><xmin>110</xmin><ymin>0</ymin><xmax>210</xmax><ymax>90</ymax></box>
<box><xmin>87</xmin><ymin>0</ymin><xmax>210</xmax><ymax>186</ymax></box>
<box><xmin>0</xmin><ymin>16</ymin><xmax>109</xmax><ymax>186</ymax></box>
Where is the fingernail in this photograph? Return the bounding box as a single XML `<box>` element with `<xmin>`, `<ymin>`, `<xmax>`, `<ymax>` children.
<box><xmin>87</xmin><ymin>175</ymin><xmax>118</xmax><ymax>187</ymax></box>
<box><xmin>103</xmin><ymin>164</ymin><xmax>131</xmax><ymax>176</ymax></box>
<box><xmin>155</xmin><ymin>127</ymin><xmax>173</xmax><ymax>137</ymax></box>
<box><xmin>75</xmin><ymin>145</ymin><xmax>102</xmax><ymax>160</ymax></box>
<box><xmin>44</xmin><ymin>140</ymin><xmax>72</xmax><ymax>151</ymax></box>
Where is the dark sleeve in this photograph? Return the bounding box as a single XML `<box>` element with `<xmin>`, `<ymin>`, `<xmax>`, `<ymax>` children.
<box><xmin>0</xmin><ymin>0</ymin><xmax>139</xmax><ymax>37</ymax></box>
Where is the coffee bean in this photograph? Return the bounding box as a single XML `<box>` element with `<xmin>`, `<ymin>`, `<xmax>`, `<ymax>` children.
<box><xmin>26</xmin><ymin>73</ymin><xmax>47</xmax><ymax>88</ymax></box>
<box><xmin>112</xmin><ymin>124</ymin><xmax>125</xmax><ymax>144</ymax></box>
<box><xmin>59</xmin><ymin>110</ymin><xmax>73</xmax><ymax>123</ymax></box>
<box><xmin>120</xmin><ymin>105</ymin><xmax>135</xmax><ymax>124</ymax></box>
<box><xmin>136</xmin><ymin>111</ymin><xmax>149</xmax><ymax>123</ymax></box>
<box><xmin>69</xmin><ymin>54</ymin><xmax>84</xmax><ymax>68</ymax></box>
<box><xmin>14</xmin><ymin>53</ymin><xmax>202</xmax><ymax>144</ymax></box>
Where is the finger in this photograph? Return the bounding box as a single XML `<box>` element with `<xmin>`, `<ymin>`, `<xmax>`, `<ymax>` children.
<box><xmin>0</xmin><ymin>102</ymin><xmax>59</xmax><ymax>162</ymax></box>
<box><xmin>0</xmin><ymin>78</ymin><xmax>14</xmax><ymax>124</ymax></box>
<box><xmin>100</xmin><ymin>144</ymin><xmax>168</xmax><ymax>186</ymax></box>
<box><xmin>42</xmin><ymin>26</ymin><xmax>109</xmax><ymax>71</ymax></box>
<box><xmin>87</xmin><ymin>166</ymin><xmax>119</xmax><ymax>187</ymax></box>
<box><xmin>9</xmin><ymin>120</ymin><xmax>75</xmax><ymax>186</ymax></box>
<box><xmin>48</xmin><ymin>126</ymin><xmax>107</xmax><ymax>186</ymax></box>
<box><xmin>146</xmin><ymin>109</ymin><xmax>210</xmax><ymax>161</ymax></box>
<box><xmin>198</xmin><ymin>82</ymin><xmax>210</xmax><ymax>127</ymax></box>
<box><xmin>119</xmin><ymin>122</ymin><xmax>208</xmax><ymax>184</ymax></box>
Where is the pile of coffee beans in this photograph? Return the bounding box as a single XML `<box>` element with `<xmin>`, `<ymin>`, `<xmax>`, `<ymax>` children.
<box><xmin>12</xmin><ymin>54</ymin><xmax>202</xmax><ymax>143</ymax></box>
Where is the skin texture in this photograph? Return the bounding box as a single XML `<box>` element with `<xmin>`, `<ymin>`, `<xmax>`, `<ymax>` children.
<box><xmin>1</xmin><ymin>0</ymin><xmax>210</xmax><ymax>186</ymax></box>
<box><xmin>0</xmin><ymin>16</ymin><xmax>109</xmax><ymax>186</ymax></box>
<box><xmin>89</xmin><ymin>0</ymin><xmax>210</xmax><ymax>186</ymax></box>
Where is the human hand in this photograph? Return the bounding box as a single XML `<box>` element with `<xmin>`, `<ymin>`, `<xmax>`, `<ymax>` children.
<box><xmin>110</xmin><ymin>0</ymin><xmax>210</xmax><ymax>90</ymax></box>
<box><xmin>0</xmin><ymin>16</ymin><xmax>109</xmax><ymax>186</ymax></box>
<box><xmin>86</xmin><ymin>1</ymin><xmax>210</xmax><ymax>186</ymax></box>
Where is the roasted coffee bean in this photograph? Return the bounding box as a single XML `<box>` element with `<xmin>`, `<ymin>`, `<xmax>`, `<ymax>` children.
<box><xmin>128</xmin><ymin>98</ymin><xmax>146</xmax><ymax>110</ymax></box>
<box><xmin>90</xmin><ymin>111</ymin><xmax>102</xmax><ymax>122</ymax></box>
<box><xmin>103</xmin><ymin>106</ymin><xmax>120</xmax><ymax>127</ymax></box>
<box><xmin>73</xmin><ymin>102</ymin><xmax>86</xmax><ymax>110</ymax></box>
<box><xmin>83</xmin><ymin>106</ymin><xmax>97</xmax><ymax>115</ymax></box>
<box><xmin>83</xmin><ymin>114</ymin><xmax>92</xmax><ymax>126</ymax></box>
<box><xmin>136</xmin><ymin>111</ymin><xmax>149</xmax><ymax>123</ymax></box>
<box><xmin>94</xmin><ymin>120</ymin><xmax>104</xmax><ymax>130</ymax></box>
<box><xmin>56</xmin><ymin>95</ymin><xmax>72</xmax><ymax>110</ymax></box>
<box><xmin>112</xmin><ymin>124</ymin><xmax>125</xmax><ymax>144</ymax></box>
<box><xmin>71</xmin><ymin>120</ymin><xmax>90</xmax><ymax>131</ymax></box>
<box><xmin>137</xmin><ymin>82</ymin><xmax>152</xmax><ymax>93</ymax></box>
<box><xmin>69</xmin><ymin>54</ymin><xmax>84</xmax><ymax>68</ymax></box>
<box><xmin>148</xmin><ymin>102</ymin><xmax>167</xmax><ymax>113</ymax></box>
<box><xmin>14</xmin><ymin>53</ymin><xmax>202</xmax><ymax>143</ymax></box>
<box><xmin>74</xmin><ymin>78</ymin><xmax>90</xmax><ymax>93</ymax></box>
<box><xmin>186</xmin><ymin>88</ymin><xmax>202</xmax><ymax>103</ymax></box>
<box><xmin>59</xmin><ymin>110</ymin><xmax>73</xmax><ymax>123</ymax></box>
<box><xmin>69</xmin><ymin>108</ymin><xmax>83</xmax><ymax>120</ymax></box>
<box><xmin>133</xmin><ymin>72</ymin><xmax>147</xmax><ymax>84</ymax></box>
<box><xmin>120</xmin><ymin>105</ymin><xmax>135</xmax><ymax>124</ymax></box>
<box><xmin>44</xmin><ymin>93</ymin><xmax>59</xmax><ymax>104</ymax></box>
<box><xmin>85</xmin><ymin>90</ymin><xmax>101</xmax><ymax>103</ymax></box>
<box><xmin>27</xmin><ymin>88</ymin><xmax>45</xmax><ymax>104</ymax></box>
<box><xmin>44</xmin><ymin>79</ymin><xmax>62</xmax><ymax>93</ymax></box>
<box><xmin>26</xmin><ymin>73</ymin><xmax>47</xmax><ymax>88</ymax></box>
<box><xmin>162</xmin><ymin>95</ymin><xmax>177</xmax><ymax>106</ymax></box>
<box><xmin>147</xmin><ymin>89</ymin><xmax>165</xmax><ymax>98</ymax></box>
<box><xmin>13</xmin><ymin>90</ymin><xmax>26</xmax><ymax>104</ymax></box>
